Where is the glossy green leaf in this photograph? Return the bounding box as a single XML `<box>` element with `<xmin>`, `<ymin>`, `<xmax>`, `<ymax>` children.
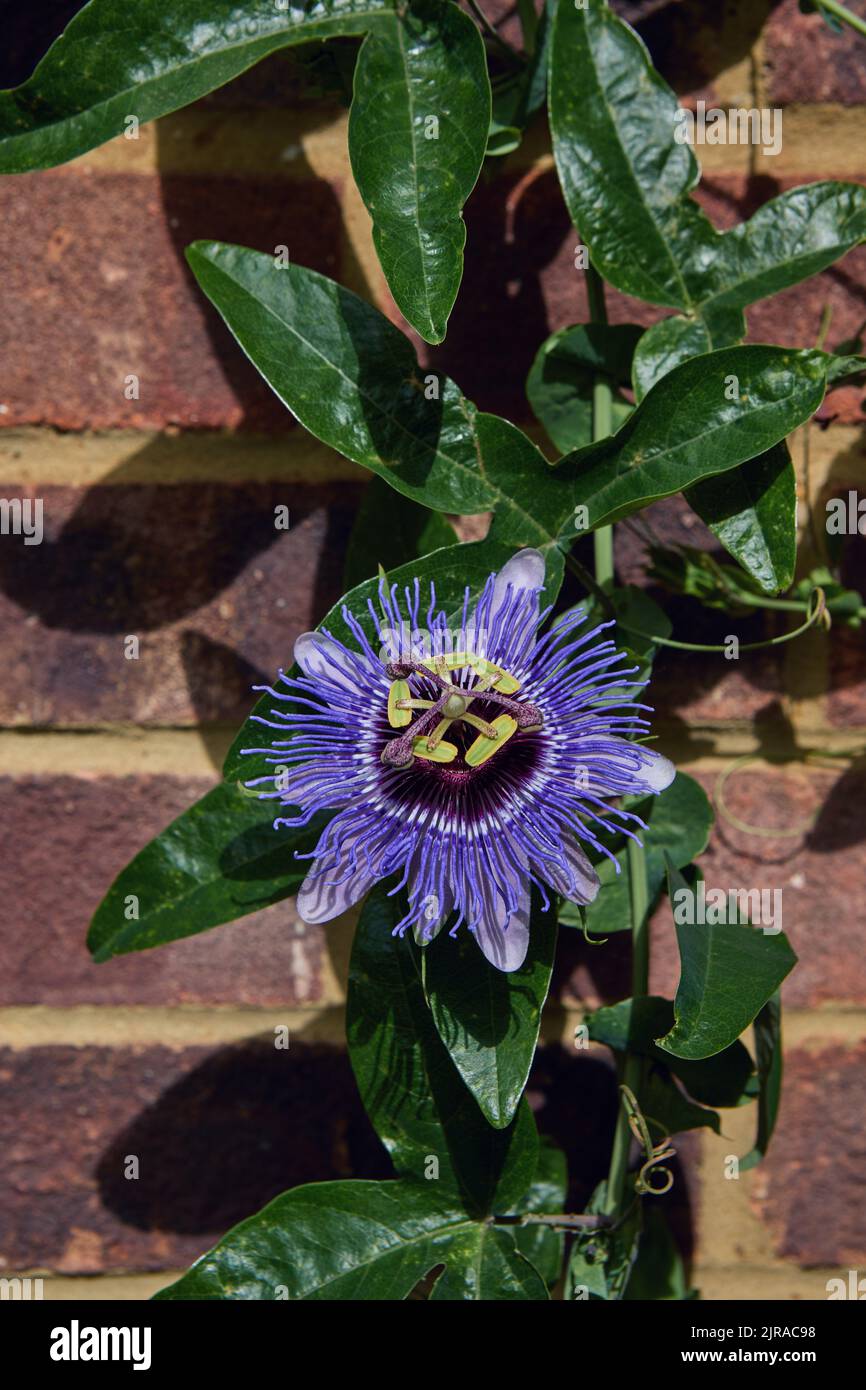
<box><xmin>639</xmin><ymin>1062</ymin><xmax>720</xmax><ymax>1137</ymax></box>
<box><xmin>687</xmin><ymin>442</ymin><xmax>797</xmax><ymax>594</ymax></box>
<box><xmin>526</xmin><ymin>323</ymin><xmax>642</xmax><ymax>453</ymax></box>
<box><xmin>426</xmin><ymin>1222</ymin><xmax>548</xmax><ymax>1300</ymax></box>
<box><xmin>558</xmin><ymin>345</ymin><xmax>831</xmax><ymax>529</ymax></box>
<box><xmin>0</xmin><ymin>0</ymin><xmax>387</xmax><ymax>173</ymax></box>
<box><xmin>347</xmin><ymin>884</ymin><xmax>539</xmax><ymax>1215</ymax></box>
<box><xmin>550</xmin><ymin>0</ymin><xmax>709</xmax><ymax>310</ymax></box>
<box><xmin>585</xmin><ymin>996</ymin><xmax>756</xmax><ymax>1108</ymax></box>
<box><xmin>659</xmin><ymin>860</ymin><xmax>797</xmax><ymax>1061</ymax></box>
<box><xmin>632</xmin><ymin>317</ymin><xmax>714</xmax><ymax>402</ymax></box>
<box><xmin>158</xmin><ymin>880</ymin><xmax>554</xmax><ymax>1301</ymax></box>
<box><xmin>154</xmin><ymin>1178</ymin><xmax>548</xmax><ymax>1300</ymax></box>
<box><xmin>187</xmin><ymin>242</ymin><xmax>586</xmax><ymax>584</ymax></box>
<box><xmin>343</xmin><ymin>475</ymin><xmax>457</xmax><ymax>590</ymax></box>
<box><xmin>425</xmin><ymin>891</ymin><xmax>557</xmax><ymax>1128</ymax></box>
<box><xmin>0</xmin><ymin>0</ymin><xmax>487</xmax><ymax>343</ymax></box>
<box><xmin>348</xmin><ymin>1</ymin><xmax>489</xmax><ymax>341</ymax></box>
<box><xmin>560</xmin><ymin>772</ymin><xmax>713</xmax><ymax>936</ymax></box>
<box><xmin>739</xmin><ymin>993</ymin><xmax>784</xmax><ymax>1172</ymax></box>
<box><xmin>550</xmin><ymin>2</ymin><xmax>866</xmax><ymax>319</ymax></box>
<box><xmin>87</xmin><ymin>782</ymin><xmax>322</xmax><ymax>962</ymax></box>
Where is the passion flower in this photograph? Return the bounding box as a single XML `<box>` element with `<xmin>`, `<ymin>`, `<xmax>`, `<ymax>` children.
<box><xmin>243</xmin><ymin>550</ymin><xmax>674</xmax><ymax>970</ymax></box>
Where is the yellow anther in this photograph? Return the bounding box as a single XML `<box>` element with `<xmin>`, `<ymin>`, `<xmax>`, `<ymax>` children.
<box><xmin>387</xmin><ymin>679</ymin><xmax>412</xmax><ymax>728</ymax></box>
<box><xmin>464</xmin><ymin>714</ymin><xmax>518</xmax><ymax>767</ymax></box>
<box><xmin>412</xmin><ymin>736</ymin><xmax>458</xmax><ymax>763</ymax></box>
<box><xmin>417</xmin><ymin>650</ymin><xmax>521</xmax><ymax>694</ymax></box>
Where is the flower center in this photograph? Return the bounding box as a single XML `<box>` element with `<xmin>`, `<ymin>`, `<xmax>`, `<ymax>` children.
<box><xmin>380</xmin><ymin>651</ymin><xmax>543</xmax><ymax>770</ymax></box>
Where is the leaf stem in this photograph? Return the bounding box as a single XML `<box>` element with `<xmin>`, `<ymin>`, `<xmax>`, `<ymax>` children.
<box><xmin>582</xmin><ymin>260</ymin><xmax>652</xmax><ymax>1219</ymax></box>
<box><xmin>604</xmin><ymin>840</ymin><xmax>650</xmax><ymax>1216</ymax></box>
<box><xmin>812</xmin><ymin>0</ymin><xmax>866</xmax><ymax>40</ymax></box>
<box><xmin>585</xmin><ymin>263</ymin><xmax>615</xmax><ymax>589</ymax></box>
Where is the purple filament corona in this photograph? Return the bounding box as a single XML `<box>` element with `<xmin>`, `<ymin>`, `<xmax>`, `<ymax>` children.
<box><xmin>241</xmin><ymin>549</ymin><xmax>675</xmax><ymax>971</ymax></box>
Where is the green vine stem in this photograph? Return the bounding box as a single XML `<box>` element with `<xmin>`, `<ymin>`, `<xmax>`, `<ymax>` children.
<box><xmin>812</xmin><ymin>0</ymin><xmax>866</xmax><ymax>41</ymax></box>
<box><xmin>582</xmin><ymin>261</ymin><xmax>651</xmax><ymax>1219</ymax></box>
<box><xmin>618</xmin><ymin>585</ymin><xmax>828</xmax><ymax>653</ymax></box>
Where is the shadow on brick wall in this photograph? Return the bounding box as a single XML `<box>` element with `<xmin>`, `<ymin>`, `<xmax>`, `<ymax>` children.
<box><xmin>93</xmin><ymin>1036</ymin><xmax>694</xmax><ymax>1272</ymax></box>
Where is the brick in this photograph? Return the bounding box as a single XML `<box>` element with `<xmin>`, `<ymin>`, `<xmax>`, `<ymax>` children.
<box><xmin>826</xmin><ymin>517</ymin><xmax>866</xmax><ymax>726</ymax></box>
<box><xmin>559</xmin><ymin>763</ymin><xmax>866</xmax><ymax>1012</ymax></box>
<box><xmin>751</xmin><ymin>1041</ymin><xmax>866</xmax><ymax>1265</ymax></box>
<box><xmin>0</xmin><ymin>479</ymin><xmax>362</xmax><ymax>726</ymax></box>
<box><xmin>0</xmin><ymin>171</ymin><xmax>342</xmax><ymax>430</ymax></box>
<box><xmin>766</xmin><ymin>0</ymin><xmax>866</xmax><ymax>106</ymax></box>
<box><xmin>0</xmin><ymin>1042</ymin><xmax>390</xmax><ymax>1272</ymax></box>
<box><xmin>0</xmin><ymin>775</ymin><xmax>329</xmax><ymax>1007</ymax></box>
<box><xmin>648</xmin><ymin>765</ymin><xmax>866</xmax><ymax>1009</ymax></box>
<box><xmin>0</xmin><ymin>1038</ymin><xmax>696</xmax><ymax>1274</ymax></box>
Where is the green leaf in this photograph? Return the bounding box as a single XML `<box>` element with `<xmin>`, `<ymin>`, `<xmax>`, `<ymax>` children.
<box><xmin>347</xmin><ymin>884</ymin><xmax>539</xmax><ymax>1215</ymax></box>
<box><xmin>566</xmin><ymin>1185</ymin><xmax>641</xmax><ymax>1301</ymax></box>
<box><xmin>560</xmin><ymin>772</ymin><xmax>713</xmax><ymax>936</ymax></box>
<box><xmin>639</xmin><ymin>1062</ymin><xmax>720</xmax><ymax>1137</ymax></box>
<box><xmin>87</xmin><ymin>782</ymin><xmax>322</xmax><ymax>962</ymax></box>
<box><xmin>425</xmin><ymin>891</ymin><xmax>557</xmax><ymax>1128</ymax></box>
<box><xmin>159</xmin><ymin>879</ymin><xmax>556</xmax><ymax>1302</ymax></box>
<box><xmin>348</xmin><ymin>1</ymin><xmax>489</xmax><ymax>341</ymax></box>
<box><xmin>550</xmin><ymin>0</ymin><xmax>709</xmax><ymax>310</ymax></box>
<box><xmin>687</xmin><ymin>442</ymin><xmax>797</xmax><ymax>594</ymax></box>
<box><xmin>0</xmin><ymin>0</ymin><xmax>388</xmax><ymax>173</ymax></box>
<box><xmin>153</xmin><ymin>1178</ymin><xmax>547</xmax><ymax>1300</ymax></box>
<box><xmin>632</xmin><ymin>317</ymin><xmax>714</xmax><ymax>402</ymax></box>
<box><xmin>739</xmin><ymin>993</ymin><xmax>784</xmax><ymax>1172</ymax></box>
<box><xmin>0</xmin><ymin>0</ymin><xmax>487</xmax><ymax>343</ymax></box>
<box><xmin>510</xmin><ymin>1140</ymin><xmax>568</xmax><ymax>1288</ymax></box>
<box><xmin>558</xmin><ymin>344</ymin><xmax>831</xmax><ymax>529</ymax></box>
<box><xmin>659</xmin><ymin>860</ymin><xmax>797</xmax><ymax>1060</ymax></box>
<box><xmin>624</xmin><ymin>1205</ymin><xmax>695</xmax><ymax>1300</ymax></box>
<box><xmin>526</xmin><ymin>323</ymin><xmax>642</xmax><ymax>453</ymax></box>
<box><xmin>550</xmin><ymin>2</ymin><xmax>866</xmax><ymax>321</ymax></box>
<box><xmin>426</xmin><ymin>1222</ymin><xmax>548</xmax><ymax>1300</ymax></box>
<box><xmin>343</xmin><ymin>476</ymin><xmax>457</xmax><ymax>590</ymax></box>
<box><xmin>186</xmin><ymin>242</ymin><xmax>585</xmax><ymax>582</ymax></box>
<box><xmin>585</xmin><ymin>996</ymin><xmax>756</xmax><ymax>1108</ymax></box>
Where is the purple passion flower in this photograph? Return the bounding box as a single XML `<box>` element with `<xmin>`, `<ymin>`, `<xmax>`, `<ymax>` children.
<box><xmin>243</xmin><ymin>549</ymin><xmax>674</xmax><ymax>971</ymax></box>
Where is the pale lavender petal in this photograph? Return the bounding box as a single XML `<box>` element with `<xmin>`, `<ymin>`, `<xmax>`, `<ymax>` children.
<box><xmin>473</xmin><ymin>883</ymin><xmax>531</xmax><ymax>972</ymax></box>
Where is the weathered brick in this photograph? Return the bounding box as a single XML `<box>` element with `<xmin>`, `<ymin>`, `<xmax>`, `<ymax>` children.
<box><xmin>0</xmin><ymin>1042</ymin><xmax>390</xmax><ymax>1273</ymax></box>
<box><xmin>0</xmin><ymin>171</ymin><xmax>342</xmax><ymax>430</ymax></box>
<box><xmin>765</xmin><ymin>0</ymin><xmax>866</xmax><ymax>106</ymax></box>
<box><xmin>0</xmin><ymin>480</ymin><xmax>362</xmax><ymax>726</ymax></box>
<box><xmin>750</xmin><ymin>1040</ymin><xmax>866</xmax><ymax>1266</ymax></box>
<box><xmin>0</xmin><ymin>775</ymin><xmax>328</xmax><ymax>1007</ymax></box>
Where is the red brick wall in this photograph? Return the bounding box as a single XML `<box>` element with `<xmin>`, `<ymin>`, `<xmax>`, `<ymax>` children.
<box><xmin>2</xmin><ymin>0</ymin><xmax>865</xmax><ymax>1298</ymax></box>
